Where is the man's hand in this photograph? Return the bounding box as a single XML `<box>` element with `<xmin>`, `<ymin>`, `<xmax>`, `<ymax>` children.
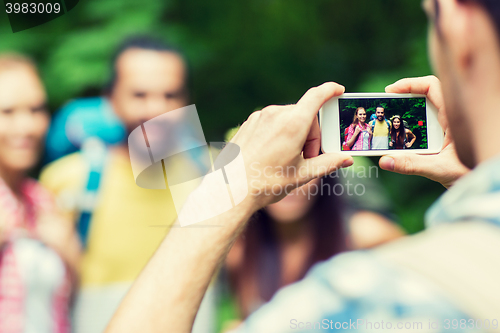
<box><xmin>379</xmin><ymin>76</ymin><xmax>469</xmax><ymax>188</ymax></box>
<box><xmin>231</xmin><ymin>82</ymin><xmax>353</xmax><ymax>210</ymax></box>
<box><xmin>105</xmin><ymin>82</ymin><xmax>353</xmax><ymax>333</ymax></box>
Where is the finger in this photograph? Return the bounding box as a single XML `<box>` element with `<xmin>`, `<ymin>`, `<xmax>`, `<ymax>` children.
<box><xmin>379</xmin><ymin>154</ymin><xmax>431</xmax><ymax>175</ymax></box>
<box><xmin>298</xmin><ymin>153</ymin><xmax>353</xmax><ymax>184</ymax></box>
<box><xmin>379</xmin><ymin>152</ymin><xmax>469</xmax><ymax>188</ymax></box>
<box><xmin>294</xmin><ymin>83</ymin><xmax>344</xmax><ymax>152</ymax></box>
<box><xmin>295</xmin><ymin>82</ymin><xmax>345</xmax><ymax>120</ymax></box>
<box><xmin>303</xmin><ymin>116</ymin><xmax>321</xmax><ymax>159</ymax></box>
<box><xmin>385</xmin><ymin>76</ymin><xmax>439</xmax><ymax>94</ymax></box>
<box><xmin>385</xmin><ymin>75</ymin><xmax>448</xmax><ymax>133</ymax></box>
<box><xmin>385</xmin><ymin>76</ymin><xmax>444</xmax><ymax>110</ymax></box>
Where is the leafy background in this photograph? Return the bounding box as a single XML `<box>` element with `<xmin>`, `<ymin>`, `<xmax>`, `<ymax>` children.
<box><xmin>0</xmin><ymin>0</ymin><xmax>444</xmax><ymax>233</ymax></box>
<box><xmin>339</xmin><ymin>97</ymin><xmax>428</xmax><ymax>150</ymax></box>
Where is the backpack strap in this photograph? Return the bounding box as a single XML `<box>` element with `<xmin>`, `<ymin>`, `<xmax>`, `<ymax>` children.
<box><xmin>375</xmin><ymin>221</ymin><xmax>500</xmax><ymax>331</ymax></box>
<box><xmin>385</xmin><ymin>119</ymin><xmax>391</xmax><ymax>130</ymax></box>
<box><xmin>344</xmin><ymin>126</ymin><xmax>350</xmax><ymax>140</ymax></box>
<box><xmin>77</xmin><ymin>137</ymin><xmax>108</xmax><ymax>249</ymax></box>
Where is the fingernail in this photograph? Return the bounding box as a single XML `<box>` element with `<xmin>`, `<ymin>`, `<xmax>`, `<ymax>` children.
<box><xmin>342</xmin><ymin>159</ymin><xmax>353</xmax><ymax>168</ymax></box>
<box><xmin>380</xmin><ymin>157</ymin><xmax>395</xmax><ymax>171</ymax></box>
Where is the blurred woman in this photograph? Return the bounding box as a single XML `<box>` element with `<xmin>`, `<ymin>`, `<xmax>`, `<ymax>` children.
<box><xmin>345</xmin><ymin>107</ymin><xmax>372</xmax><ymax>150</ymax></box>
<box><xmin>389</xmin><ymin>115</ymin><xmax>416</xmax><ymax>149</ymax></box>
<box><xmin>0</xmin><ymin>54</ymin><xmax>80</xmax><ymax>333</ymax></box>
<box><xmin>193</xmin><ymin>159</ymin><xmax>405</xmax><ymax>333</ymax></box>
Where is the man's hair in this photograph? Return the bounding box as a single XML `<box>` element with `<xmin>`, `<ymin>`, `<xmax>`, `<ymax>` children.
<box><xmin>105</xmin><ymin>36</ymin><xmax>190</xmax><ymax>95</ymax></box>
<box><xmin>459</xmin><ymin>0</ymin><xmax>500</xmax><ymax>36</ymax></box>
<box><xmin>436</xmin><ymin>0</ymin><xmax>500</xmax><ymax>39</ymax></box>
<box><xmin>376</xmin><ymin>105</ymin><xmax>385</xmax><ymax>111</ymax></box>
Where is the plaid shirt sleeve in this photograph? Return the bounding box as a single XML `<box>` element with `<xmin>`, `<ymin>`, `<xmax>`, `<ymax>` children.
<box><xmin>232</xmin><ymin>251</ymin><xmax>467</xmax><ymax>333</ymax></box>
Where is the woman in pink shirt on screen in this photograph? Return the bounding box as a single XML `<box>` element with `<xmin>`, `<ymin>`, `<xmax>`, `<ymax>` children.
<box><xmin>345</xmin><ymin>107</ymin><xmax>372</xmax><ymax>151</ymax></box>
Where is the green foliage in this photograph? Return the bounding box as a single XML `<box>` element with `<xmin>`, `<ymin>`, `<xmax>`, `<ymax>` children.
<box><xmin>0</xmin><ymin>0</ymin><xmax>443</xmax><ymax>233</ymax></box>
<box><xmin>0</xmin><ymin>0</ymin><xmax>432</xmax><ymax>140</ymax></box>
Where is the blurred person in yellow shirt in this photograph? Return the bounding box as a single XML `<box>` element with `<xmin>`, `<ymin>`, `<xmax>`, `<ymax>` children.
<box><xmin>40</xmin><ymin>36</ymin><xmax>193</xmax><ymax>333</ymax></box>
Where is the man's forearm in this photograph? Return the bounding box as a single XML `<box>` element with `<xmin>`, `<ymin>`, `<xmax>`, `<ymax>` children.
<box><xmin>105</xmin><ymin>192</ymin><xmax>256</xmax><ymax>333</ymax></box>
<box><xmin>105</xmin><ymin>82</ymin><xmax>352</xmax><ymax>333</ymax></box>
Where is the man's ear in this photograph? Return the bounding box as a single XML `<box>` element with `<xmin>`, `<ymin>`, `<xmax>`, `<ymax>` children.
<box><xmin>436</xmin><ymin>0</ymin><xmax>476</xmax><ymax>79</ymax></box>
<box><xmin>440</xmin><ymin>0</ymin><xmax>500</xmax><ymax>81</ymax></box>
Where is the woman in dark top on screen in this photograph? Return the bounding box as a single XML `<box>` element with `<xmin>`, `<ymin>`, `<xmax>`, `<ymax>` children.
<box><xmin>389</xmin><ymin>115</ymin><xmax>416</xmax><ymax>149</ymax></box>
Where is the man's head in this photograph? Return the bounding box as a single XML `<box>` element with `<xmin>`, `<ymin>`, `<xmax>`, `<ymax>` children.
<box><xmin>376</xmin><ymin>106</ymin><xmax>385</xmax><ymax>121</ymax></box>
<box><xmin>0</xmin><ymin>54</ymin><xmax>49</xmax><ymax>173</ymax></box>
<box><xmin>423</xmin><ymin>0</ymin><xmax>500</xmax><ymax>168</ymax></box>
<box><xmin>106</xmin><ymin>37</ymin><xmax>189</xmax><ymax>134</ymax></box>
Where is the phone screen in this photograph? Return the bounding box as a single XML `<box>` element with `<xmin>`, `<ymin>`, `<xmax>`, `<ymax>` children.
<box><xmin>339</xmin><ymin>97</ymin><xmax>427</xmax><ymax>151</ymax></box>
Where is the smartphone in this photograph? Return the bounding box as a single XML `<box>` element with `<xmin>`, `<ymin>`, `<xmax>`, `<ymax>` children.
<box><xmin>320</xmin><ymin>93</ymin><xmax>444</xmax><ymax>156</ymax></box>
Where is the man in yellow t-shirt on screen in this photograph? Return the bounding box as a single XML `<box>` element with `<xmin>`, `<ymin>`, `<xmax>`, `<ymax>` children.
<box><xmin>40</xmin><ymin>36</ymin><xmax>196</xmax><ymax>333</ymax></box>
<box><xmin>369</xmin><ymin>106</ymin><xmax>391</xmax><ymax>150</ymax></box>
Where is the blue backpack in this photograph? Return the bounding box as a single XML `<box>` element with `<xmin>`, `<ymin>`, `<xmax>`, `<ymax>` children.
<box><xmin>45</xmin><ymin>97</ymin><xmax>126</xmax><ymax>163</ymax></box>
<box><xmin>45</xmin><ymin>97</ymin><xmax>126</xmax><ymax>248</ymax></box>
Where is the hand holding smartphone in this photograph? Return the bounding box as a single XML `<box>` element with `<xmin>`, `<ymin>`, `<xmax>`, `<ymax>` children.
<box><xmin>320</xmin><ymin>93</ymin><xmax>444</xmax><ymax>156</ymax></box>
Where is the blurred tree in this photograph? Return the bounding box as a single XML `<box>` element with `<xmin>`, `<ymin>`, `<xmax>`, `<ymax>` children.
<box><xmin>0</xmin><ymin>0</ymin><xmax>444</xmax><ymax>233</ymax></box>
<box><xmin>0</xmin><ymin>0</ymin><xmax>431</xmax><ymax>139</ymax></box>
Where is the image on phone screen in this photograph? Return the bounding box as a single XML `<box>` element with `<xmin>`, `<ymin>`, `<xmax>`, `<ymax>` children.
<box><xmin>339</xmin><ymin>97</ymin><xmax>427</xmax><ymax>151</ymax></box>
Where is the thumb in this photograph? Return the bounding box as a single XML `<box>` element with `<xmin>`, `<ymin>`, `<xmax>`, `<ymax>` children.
<box><xmin>379</xmin><ymin>154</ymin><xmax>434</xmax><ymax>178</ymax></box>
<box><xmin>299</xmin><ymin>154</ymin><xmax>353</xmax><ymax>182</ymax></box>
